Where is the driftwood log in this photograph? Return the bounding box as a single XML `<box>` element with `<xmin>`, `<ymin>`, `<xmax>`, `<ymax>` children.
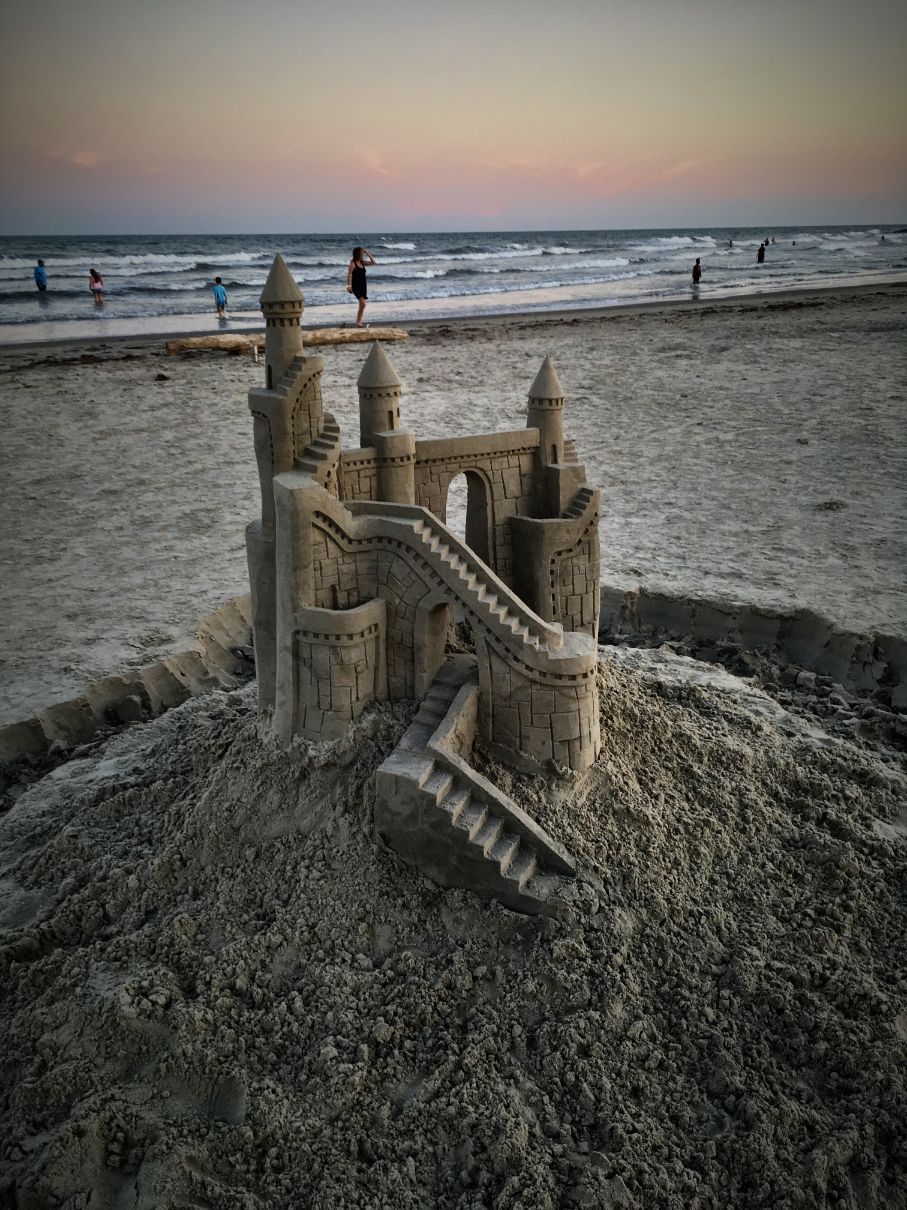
<box><xmin>165</xmin><ymin>328</ymin><xmax>408</xmax><ymax>356</ymax></box>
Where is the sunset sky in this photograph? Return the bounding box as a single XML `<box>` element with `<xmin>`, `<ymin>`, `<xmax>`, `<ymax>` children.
<box><xmin>1</xmin><ymin>0</ymin><xmax>905</xmax><ymax>233</ymax></box>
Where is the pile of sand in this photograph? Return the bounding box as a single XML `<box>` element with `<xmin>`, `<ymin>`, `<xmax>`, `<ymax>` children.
<box><xmin>1</xmin><ymin>650</ymin><xmax>905</xmax><ymax>1208</ymax></box>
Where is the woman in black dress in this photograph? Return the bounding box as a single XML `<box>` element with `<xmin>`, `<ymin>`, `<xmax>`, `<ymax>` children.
<box><xmin>346</xmin><ymin>246</ymin><xmax>376</xmax><ymax>327</ymax></box>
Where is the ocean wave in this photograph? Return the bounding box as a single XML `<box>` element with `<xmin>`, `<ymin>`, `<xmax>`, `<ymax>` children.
<box><xmin>0</xmin><ymin>251</ymin><xmax>274</xmax><ymax>276</ymax></box>
<box><xmin>630</xmin><ymin>235</ymin><xmax>718</xmax><ymax>251</ymax></box>
<box><xmin>1</xmin><ymin>228</ymin><xmax>901</xmax><ymax>330</ymax></box>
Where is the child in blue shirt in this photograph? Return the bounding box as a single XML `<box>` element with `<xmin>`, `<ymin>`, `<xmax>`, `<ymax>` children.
<box><xmin>34</xmin><ymin>260</ymin><xmax>47</xmax><ymax>291</ymax></box>
<box><xmin>212</xmin><ymin>276</ymin><xmax>228</xmax><ymax>318</ymax></box>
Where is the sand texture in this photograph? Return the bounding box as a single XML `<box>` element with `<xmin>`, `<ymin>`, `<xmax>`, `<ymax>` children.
<box><xmin>1</xmin><ymin>284</ymin><xmax>905</xmax><ymax>727</ymax></box>
<box><xmin>1</xmin><ymin>649</ymin><xmax>904</xmax><ymax>1208</ymax></box>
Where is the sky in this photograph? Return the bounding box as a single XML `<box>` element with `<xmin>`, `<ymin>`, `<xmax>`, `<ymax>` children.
<box><xmin>1</xmin><ymin>0</ymin><xmax>905</xmax><ymax>233</ymax></box>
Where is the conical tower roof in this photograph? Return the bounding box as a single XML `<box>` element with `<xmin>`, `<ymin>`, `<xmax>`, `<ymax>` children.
<box><xmin>260</xmin><ymin>253</ymin><xmax>303</xmax><ymax>306</ymax></box>
<box><xmin>528</xmin><ymin>354</ymin><xmax>564</xmax><ymax>401</ymax></box>
<box><xmin>358</xmin><ymin>341</ymin><xmax>401</xmax><ymax>390</ymax></box>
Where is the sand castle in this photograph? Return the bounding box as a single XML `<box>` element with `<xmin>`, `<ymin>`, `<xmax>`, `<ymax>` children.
<box><xmin>246</xmin><ymin>256</ymin><xmax>602</xmax><ymax>913</ymax></box>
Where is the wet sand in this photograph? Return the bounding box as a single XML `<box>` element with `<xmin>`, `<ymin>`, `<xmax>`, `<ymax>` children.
<box><xmin>1</xmin><ymin>282</ymin><xmax>905</xmax><ymax>726</ymax></box>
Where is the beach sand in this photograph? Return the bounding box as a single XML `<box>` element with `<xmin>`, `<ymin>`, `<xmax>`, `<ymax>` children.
<box><xmin>2</xmin><ymin>281</ymin><xmax>905</xmax><ymax>727</ymax></box>
<box><xmin>1</xmin><ymin>651</ymin><xmax>904</xmax><ymax>1207</ymax></box>
<box><xmin>1</xmin><ymin>282</ymin><xmax>905</xmax><ymax>1207</ymax></box>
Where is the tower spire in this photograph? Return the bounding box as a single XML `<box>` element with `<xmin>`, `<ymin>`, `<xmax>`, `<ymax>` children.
<box><xmin>528</xmin><ymin>354</ymin><xmax>565</xmax><ymax>402</ymax></box>
<box><xmin>259</xmin><ymin>254</ymin><xmax>304</xmax><ymax>389</ymax></box>
<box><xmin>526</xmin><ymin>354</ymin><xmax>565</xmax><ymax>466</ymax></box>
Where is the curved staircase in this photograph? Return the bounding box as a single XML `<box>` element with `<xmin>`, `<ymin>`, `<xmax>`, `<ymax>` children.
<box><xmin>345</xmin><ymin>502</ymin><xmax>587</xmax><ymax>670</ymax></box>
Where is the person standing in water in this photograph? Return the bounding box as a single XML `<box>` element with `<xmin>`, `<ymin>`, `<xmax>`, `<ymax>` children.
<box><xmin>212</xmin><ymin>276</ymin><xmax>228</xmax><ymax>319</ymax></box>
<box><xmin>88</xmin><ymin>268</ymin><xmax>104</xmax><ymax>303</ymax></box>
<box><xmin>756</xmin><ymin>243</ymin><xmax>765</xmax><ymax>264</ymax></box>
<box><xmin>34</xmin><ymin>259</ymin><xmax>47</xmax><ymax>291</ymax></box>
<box><xmin>692</xmin><ymin>257</ymin><xmax>702</xmax><ymax>285</ymax></box>
<box><xmin>346</xmin><ymin>246</ymin><xmax>376</xmax><ymax>328</ymax></box>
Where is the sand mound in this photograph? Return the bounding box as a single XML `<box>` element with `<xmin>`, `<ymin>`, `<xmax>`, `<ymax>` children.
<box><xmin>1</xmin><ymin>652</ymin><xmax>904</xmax><ymax>1209</ymax></box>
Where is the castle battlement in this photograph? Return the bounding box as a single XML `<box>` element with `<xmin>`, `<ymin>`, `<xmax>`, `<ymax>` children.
<box><xmin>245</xmin><ymin>256</ymin><xmax>602</xmax><ymax>914</ymax></box>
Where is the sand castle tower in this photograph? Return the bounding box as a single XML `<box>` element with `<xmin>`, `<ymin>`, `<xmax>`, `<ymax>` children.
<box><xmin>246</xmin><ymin>255</ymin><xmax>327</xmax><ymax>712</ymax></box>
<box><xmin>527</xmin><ymin>354</ymin><xmax>565</xmax><ymax>468</ymax></box>
<box><xmin>260</xmin><ymin>253</ymin><xmax>304</xmax><ymax>390</ymax></box>
<box><xmin>357</xmin><ymin>343</ymin><xmax>416</xmax><ymax>505</ymax></box>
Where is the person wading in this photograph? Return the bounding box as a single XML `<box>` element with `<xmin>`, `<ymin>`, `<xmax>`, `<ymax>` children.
<box><xmin>346</xmin><ymin>246</ymin><xmax>376</xmax><ymax>328</ymax></box>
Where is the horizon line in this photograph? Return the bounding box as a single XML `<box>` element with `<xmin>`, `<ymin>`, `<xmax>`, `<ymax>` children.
<box><xmin>1</xmin><ymin>220</ymin><xmax>905</xmax><ymax>240</ymax></box>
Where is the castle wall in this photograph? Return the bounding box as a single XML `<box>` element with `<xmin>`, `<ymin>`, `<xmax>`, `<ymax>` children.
<box><xmin>339</xmin><ymin>449</ymin><xmax>379</xmax><ymax>501</ymax></box>
<box><xmin>340</xmin><ymin>430</ymin><xmax>541</xmax><ymax>585</ymax></box>
<box><xmin>310</xmin><ymin>515</ymin><xmax>448</xmax><ymax>698</ymax></box>
<box><xmin>413</xmin><ymin>431</ymin><xmax>539</xmax><ymax>584</ymax></box>
<box><xmin>273</xmin><ymin>483</ymin><xmax>600</xmax><ymax>769</ymax></box>
<box><xmin>292</xmin><ymin>600</ymin><xmax>387</xmax><ymax>740</ymax></box>
<box><xmin>510</xmin><ymin>489</ymin><xmax>602</xmax><ymax>638</ymax></box>
<box><xmin>479</xmin><ymin>637</ymin><xmax>599</xmax><ymax>771</ymax></box>
<box><xmin>551</xmin><ymin>515</ymin><xmax>601</xmax><ymax>636</ymax></box>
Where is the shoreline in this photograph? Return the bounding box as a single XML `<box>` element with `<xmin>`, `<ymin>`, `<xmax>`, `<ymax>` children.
<box><xmin>1</xmin><ymin>275</ymin><xmax>905</xmax><ymax>353</ymax></box>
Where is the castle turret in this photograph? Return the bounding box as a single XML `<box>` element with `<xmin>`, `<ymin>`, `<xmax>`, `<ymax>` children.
<box><xmin>527</xmin><ymin>355</ymin><xmax>565</xmax><ymax>467</ymax></box>
<box><xmin>358</xmin><ymin>342</ymin><xmax>403</xmax><ymax>445</ymax></box>
<box><xmin>358</xmin><ymin>343</ymin><xmax>415</xmax><ymax>504</ymax></box>
<box><xmin>260</xmin><ymin>254</ymin><xmax>304</xmax><ymax>390</ymax></box>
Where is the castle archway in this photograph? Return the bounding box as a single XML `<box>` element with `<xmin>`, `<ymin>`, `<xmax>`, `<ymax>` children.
<box><xmin>413</xmin><ymin>594</ymin><xmax>453</xmax><ymax>697</ymax></box>
<box><xmin>443</xmin><ymin>470</ymin><xmax>492</xmax><ymax>565</ymax></box>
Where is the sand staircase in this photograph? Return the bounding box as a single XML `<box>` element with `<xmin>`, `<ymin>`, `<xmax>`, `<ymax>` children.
<box><xmin>562</xmin><ymin>485</ymin><xmax>595</xmax><ymax>520</ymax></box>
<box><xmin>348</xmin><ymin>502</ymin><xmax>566</xmax><ymax>660</ymax></box>
<box><xmin>409</xmin><ymin>518</ymin><xmax>554</xmax><ymax>653</ymax></box>
<box><xmin>296</xmin><ymin>411</ymin><xmax>341</xmax><ymax>476</ymax></box>
<box><xmin>376</xmin><ymin>657</ymin><xmax>577</xmax><ymax>917</ymax></box>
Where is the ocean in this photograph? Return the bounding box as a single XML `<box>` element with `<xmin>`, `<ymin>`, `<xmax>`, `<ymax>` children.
<box><xmin>1</xmin><ymin>226</ymin><xmax>905</xmax><ymax>343</ymax></box>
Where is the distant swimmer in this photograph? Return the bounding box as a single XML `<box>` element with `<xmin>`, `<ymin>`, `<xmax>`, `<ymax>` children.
<box><xmin>212</xmin><ymin>276</ymin><xmax>228</xmax><ymax>319</ymax></box>
<box><xmin>728</xmin><ymin>239</ymin><xmax>733</xmax><ymax>248</ymax></box>
<box><xmin>757</xmin><ymin>244</ymin><xmax>765</xmax><ymax>264</ymax></box>
<box><xmin>346</xmin><ymin>245</ymin><xmax>376</xmax><ymax>328</ymax></box>
<box><xmin>692</xmin><ymin>257</ymin><xmax>702</xmax><ymax>285</ymax></box>
<box><xmin>88</xmin><ymin>268</ymin><xmax>104</xmax><ymax>303</ymax></box>
<box><xmin>771</xmin><ymin>237</ymin><xmax>776</xmax><ymax>244</ymax></box>
<box><xmin>881</xmin><ymin>235</ymin><xmax>886</xmax><ymax>243</ymax></box>
<box><xmin>34</xmin><ymin>259</ymin><xmax>47</xmax><ymax>291</ymax></box>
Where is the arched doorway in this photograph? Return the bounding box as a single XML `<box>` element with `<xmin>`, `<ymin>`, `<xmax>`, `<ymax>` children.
<box><xmin>443</xmin><ymin>470</ymin><xmax>492</xmax><ymax>565</ymax></box>
<box><xmin>413</xmin><ymin>597</ymin><xmax>453</xmax><ymax>696</ymax></box>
